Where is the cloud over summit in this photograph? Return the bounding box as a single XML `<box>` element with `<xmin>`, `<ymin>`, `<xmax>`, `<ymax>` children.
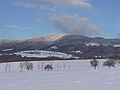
<box><xmin>50</xmin><ymin>15</ymin><xmax>100</xmax><ymax>36</ymax></box>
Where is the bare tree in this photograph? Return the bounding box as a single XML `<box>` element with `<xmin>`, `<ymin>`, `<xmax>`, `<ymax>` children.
<box><xmin>68</xmin><ymin>65</ymin><xmax>71</xmax><ymax>70</ymax></box>
<box><xmin>25</xmin><ymin>61</ymin><xmax>33</xmax><ymax>71</ymax></box>
<box><xmin>90</xmin><ymin>59</ymin><xmax>99</xmax><ymax>70</ymax></box>
<box><xmin>56</xmin><ymin>62</ymin><xmax>61</xmax><ymax>70</ymax></box>
<box><xmin>4</xmin><ymin>63</ymin><xmax>11</xmax><ymax>73</ymax></box>
<box><xmin>37</xmin><ymin>62</ymin><xmax>41</xmax><ymax>70</ymax></box>
<box><xmin>41</xmin><ymin>62</ymin><xmax>44</xmax><ymax>71</ymax></box>
<box><xmin>19</xmin><ymin>62</ymin><xmax>25</xmax><ymax>72</ymax></box>
<box><xmin>63</xmin><ymin>64</ymin><xmax>66</xmax><ymax>70</ymax></box>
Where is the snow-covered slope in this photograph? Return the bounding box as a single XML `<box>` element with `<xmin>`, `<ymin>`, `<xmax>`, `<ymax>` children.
<box><xmin>114</xmin><ymin>44</ymin><xmax>120</xmax><ymax>47</ymax></box>
<box><xmin>26</xmin><ymin>33</ymin><xmax>63</xmax><ymax>42</ymax></box>
<box><xmin>15</xmin><ymin>50</ymin><xmax>73</xmax><ymax>59</ymax></box>
<box><xmin>0</xmin><ymin>60</ymin><xmax>120</xmax><ymax>90</ymax></box>
<box><xmin>2</xmin><ymin>49</ymin><xmax>13</xmax><ymax>51</ymax></box>
<box><xmin>85</xmin><ymin>43</ymin><xmax>99</xmax><ymax>46</ymax></box>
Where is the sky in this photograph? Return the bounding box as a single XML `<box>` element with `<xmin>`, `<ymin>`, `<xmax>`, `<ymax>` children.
<box><xmin>0</xmin><ymin>0</ymin><xmax>120</xmax><ymax>40</ymax></box>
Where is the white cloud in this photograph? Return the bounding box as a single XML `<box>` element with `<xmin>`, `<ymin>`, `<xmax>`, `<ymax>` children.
<box><xmin>49</xmin><ymin>15</ymin><xmax>100</xmax><ymax>36</ymax></box>
<box><xmin>14</xmin><ymin>0</ymin><xmax>92</xmax><ymax>9</ymax></box>
<box><xmin>5</xmin><ymin>25</ymin><xmax>19</xmax><ymax>28</ymax></box>
<box><xmin>5</xmin><ymin>24</ymin><xmax>33</xmax><ymax>30</ymax></box>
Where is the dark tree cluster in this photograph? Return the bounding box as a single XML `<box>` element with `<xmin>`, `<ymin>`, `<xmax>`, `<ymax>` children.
<box><xmin>0</xmin><ymin>54</ymin><xmax>73</xmax><ymax>63</ymax></box>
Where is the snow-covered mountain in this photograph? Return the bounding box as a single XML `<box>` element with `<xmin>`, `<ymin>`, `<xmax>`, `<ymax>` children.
<box><xmin>26</xmin><ymin>33</ymin><xmax>63</xmax><ymax>42</ymax></box>
<box><xmin>1</xmin><ymin>34</ymin><xmax>120</xmax><ymax>59</ymax></box>
<box><xmin>0</xmin><ymin>39</ymin><xmax>20</xmax><ymax>44</ymax></box>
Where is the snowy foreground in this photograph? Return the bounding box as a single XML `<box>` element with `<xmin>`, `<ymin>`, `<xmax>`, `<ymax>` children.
<box><xmin>0</xmin><ymin>60</ymin><xmax>120</xmax><ymax>90</ymax></box>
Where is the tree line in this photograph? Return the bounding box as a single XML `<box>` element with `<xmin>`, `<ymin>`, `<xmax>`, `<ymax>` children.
<box><xmin>90</xmin><ymin>59</ymin><xmax>116</xmax><ymax>70</ymax></box>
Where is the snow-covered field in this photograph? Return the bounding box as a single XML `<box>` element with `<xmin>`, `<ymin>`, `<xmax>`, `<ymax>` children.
<box><xmin>15</xmin><ymin>50</ymin><xmax>73</xmax><ymax>59</ymax></box>
<box><xmin>0</xmin><ymin>59</ymin><xmax>120</xmax><ymax>90</ymax></box>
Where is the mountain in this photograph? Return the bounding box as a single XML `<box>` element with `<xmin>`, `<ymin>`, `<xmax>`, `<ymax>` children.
<box><xmin>1</xmin><ymin>34</ymin><xmax>120</xmax><ymax>59</ymax></box>
<box><xmin>0</xmin><ymin>33</ymin><xmax>63</xmax><ymax>52</ymax></box>
<box><xmin>0</xmin><ymin>39</ymin><xmax>21</xmax><ymax>51</ymax></box>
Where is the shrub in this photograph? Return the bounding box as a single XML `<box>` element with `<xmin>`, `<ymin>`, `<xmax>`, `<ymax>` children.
<box><xmin>103</xmin><ymin>59</ymin><xmax>115</xmax><ymax>68</ymax></box>
<box><xmin>44</xmin><ymin>64</ymin><xmax>53</xmax><ymax>71</ymax></box>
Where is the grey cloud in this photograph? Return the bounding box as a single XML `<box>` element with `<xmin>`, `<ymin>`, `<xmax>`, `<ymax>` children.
<box><xmin>49</xmin><ymin>15</ymin><xmax>100</xmax><ymax>36</ymax></box>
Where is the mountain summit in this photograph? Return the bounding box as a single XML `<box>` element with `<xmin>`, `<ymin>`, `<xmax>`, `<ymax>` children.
<box><xmin>26</xmin><ymin>33</ymin><xmax>63</xmax><ymax>42</ymax></box>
